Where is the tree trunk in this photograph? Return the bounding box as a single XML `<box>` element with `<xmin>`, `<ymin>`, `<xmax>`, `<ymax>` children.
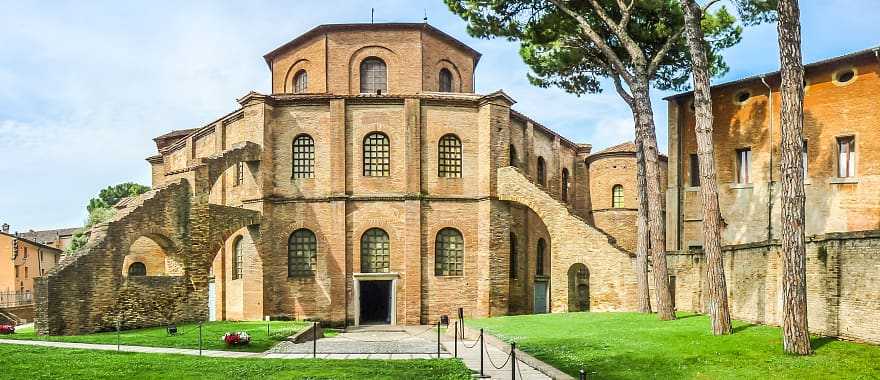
<box><xmin>635</xmin><ymin>117</ymin><xmax>652</xmax><ymax>313</ymax></box>
<box><xmin>777</xmin><ymin>0</ymin><xmax>811</xmax><ymax>355</ymax></box>
<box><xmin>680</xmin><ymin>0</ymin><xmax>732</xmax><ymax>336</ymax></box>
<box><xmin>632</xmin><ymin>88</ymin><xmax>676</xmax><ymax>321</ymax></box>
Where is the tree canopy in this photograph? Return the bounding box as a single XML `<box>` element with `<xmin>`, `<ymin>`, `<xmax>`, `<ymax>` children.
<box><xmin>67</xmin><ymin>182</ymin><xmax>150</xmax><ymax>253</ymax></box>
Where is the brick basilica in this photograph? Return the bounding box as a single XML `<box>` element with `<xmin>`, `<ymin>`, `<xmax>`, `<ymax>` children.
<box><xmin>36</xmin><ymin>23</ymin><xmax>649</xmax><ymax>334</ymax></box>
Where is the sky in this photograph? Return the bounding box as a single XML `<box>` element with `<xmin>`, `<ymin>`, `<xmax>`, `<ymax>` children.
<box><xmin>1</xmin><ymin>0</ymin><xmax>879</xmax><ymax>231</ymax></box>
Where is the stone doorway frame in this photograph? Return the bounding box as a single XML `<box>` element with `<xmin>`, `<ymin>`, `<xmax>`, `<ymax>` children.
<box><xmin>352</xmin><ymin>273</ymin><xmax>399</xmax><ymax>327</ymax></box>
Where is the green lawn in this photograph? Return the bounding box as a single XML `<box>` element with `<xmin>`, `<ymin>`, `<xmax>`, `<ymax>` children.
<box><xmin>0</xmin><ymin>344</ymin><xmax>472</xmax><ymax>379</ymax></box>
<box><xmin>5</xmin><ymin>321</ymin><xmax>311</xmax><ymax>352</ymax></box>
<box><xmin>467</xmin><ymin>312</ymin><xmax>880</xmax><ymax>379</ymax></box>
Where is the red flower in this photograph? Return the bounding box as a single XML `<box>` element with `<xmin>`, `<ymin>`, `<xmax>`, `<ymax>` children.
<box><xmin>0</xmin><ymin>325</ymin><xmax>15</xmax><ymax>334</ymax></box>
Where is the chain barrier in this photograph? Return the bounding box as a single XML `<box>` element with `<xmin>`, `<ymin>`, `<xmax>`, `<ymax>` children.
<box><xmin>483</xmin><ymin>338</ymin><xmax>513</xmax><ymax>370</ymax></box>
<box><xmin>516</xmin><ymin>357</ymin><xmax>525</xmax><ymax>380</ymax></box>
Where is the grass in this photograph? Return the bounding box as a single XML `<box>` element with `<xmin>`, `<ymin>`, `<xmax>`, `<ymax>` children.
<box><xmin>4</xmin><ymin>321</ymin><xmax>311</xmax><ymax>352</ymax></box>
<box><xmin>0</xmin><ymin>344</ymin><xmax>473</xmax><ymax>379</ymax></box>
<box><xmin>467</xmin><ymin>312</ymin><xmax>880</xmax><ymax>379</ymax></box>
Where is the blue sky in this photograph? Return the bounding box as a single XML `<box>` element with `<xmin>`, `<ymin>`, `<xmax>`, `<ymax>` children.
<box><xmin>1</xmin><ymin>0</ymin><xmax>878</xmax><ymax>231</ymax></box>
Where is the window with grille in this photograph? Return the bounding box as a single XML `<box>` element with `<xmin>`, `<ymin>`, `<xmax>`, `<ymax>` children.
<box><xmin>235</xmin><ymin>161</ymin><xmax>245</xmax><ymax>186</ymax></box>
<box><xmin>232</xmin><ymin>236</ymin><xmax>243</xmax><ymax>280</ymax></box>
<box><xmin>439</xmin><ymin>68</ymin><xmax>453</xmax><ymax>92</ymax></box>
<box><xmin>292</xmin><ymin>134</ymin><xmax>315</xmax><ymax>179</ymax></box>
<box><xmin>537</xmin><ymin>157</ymin><xmax>546</xmax><ymax>186</ymax></box>
<box><xmin>561</xmin><ymin>168</ymin><xmax>570</xmax><ymax>202</ymax></box>
<box><xmin>438</xmin><ymin>134</ymin><xmax>462</xmax><ymax>178</ymax></box>
<box><xmin>360</xmin><ymin>57</ymin><xmax>387</xmax><ymax>94</ymax></box>
<box><xmin>736</xmin><ymin>148</ymin><xmax>752</xmax><ymax>184</ymax></box>
<box><xmin>360</xmin><ymin>228</ymin><xmax>390</xmax><ymax>273</ymax></box>
<box><xmin>435</xmin><ymin>228</ymin><xmax>464</xmax><ymax>276</ymax></box>
<box><xmin>689</xmin><ymin>154</ymin><xmax>700</xmax><ymax>186</ymax></box>
<box><xmin>363</xmin><ymin>132</ymin><xmax>390</xmax><ymax>176</ymax></box>
<box><xmin>293</xmin><ymin>70</ymin><xmax>308</xmax><ymax>93</ymax></box>
<box><xmin>536</xmin><ymin>238</ymin><xmax>546</xmax><ymax>276</ymax></box>
<box><xmin>288</xmin><ymin>229</ymin><xmax>317</xmax><ymax>277</ymax></box>
<box><xmin>128</xmin><ymin>262</ymin><xmax>146</xmax><ymax>276</ymax></box>
<box><xmin>509</xmin><ymin>144</ymin><xmax>518</xmax><ymax>167</ymax></box>
<box><xmin>509</xmin><ymin>233</ymin><xmax>518</xmax><ymax>279</ymax></box>
<box><xmin>838</xmin><ymin>136</ymin><xmax>855</xmax><ymax>178</ymax></box>
<box><xmin>612</xmin><ymin>184</ymin><xmax>624</xmax><ymax>208</ymax></box>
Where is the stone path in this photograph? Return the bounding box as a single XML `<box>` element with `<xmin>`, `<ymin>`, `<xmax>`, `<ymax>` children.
<box><xmin>443</xmin><ymin>331</ymin><xmax>552</xmax><ymax>380</ymax></box>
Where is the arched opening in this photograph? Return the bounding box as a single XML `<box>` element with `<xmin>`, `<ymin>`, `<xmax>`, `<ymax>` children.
<box><xmin>438</xmin><ymin>134</ymin><xmax>462</xmax><ymax>178</ymax></box>
<box><xmin>123</xmin><ymin>235</ymin><xmax>183</xmax><ymax>277</ymax></box>
<box><xmin>439</xmin><ymin>68</ymin><xmax>453</xmax><ymax>92</ymax></box>
<box><xmin>293</xmin><ymin>69</ymin><xmax>308</xmax><ymax>93</ymax></box>
<box><xmin>561</xmin><ymin>168</ymin><xmax>570</xmax><ymax>202</ymax></box>
<box><xmin>209</xmin><ymin>228</ymin><xmax>263</xmax><ymax>321</ymax></box>
<box><xmin>361</xmin><ymin>228</ymin><xmax>390</xmax><ymax>273</ymax></box>
<box><xmin>292</xmin><ymin>134</ymin><xmax>315</xmax><ymax>179</ymax></box>
<box><xmin>435</xmin><ymin>228</ymin><xmax>464</xmax><ymax>276</ymax></box>
<box><xmin>536</xmin><ymin>157</ymin><xmax>546</xmax><ymax>186</ymax></box>
<box><xmin>568</xmin><ymin>263</ymin><xmax>590</xmax><ymax>312</ymax></box>
<box><xmin>360</xmin><ymin>57</ymin><xmax>387</xmax><ymax>94</ymax></box>
<box><xmin>612</xmin><ymin>184</ymin><xmax>624</xmax><ymax>208</ymax></box>
<box><xmin>509</xmin><ymin>144</ymin><xmax>518</xmax><ymax>167</ymax></box>
<box><xmin>363</xmin><ymin>132</ymin><xmax>390</xmax><ymax>177</ymax></box>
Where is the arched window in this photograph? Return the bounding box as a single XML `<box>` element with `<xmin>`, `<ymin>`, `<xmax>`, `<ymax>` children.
<box><xmin>561</xmin><ymin>168</ymin><xmax>570</xmax><ymax>202</ymax></box>
<box><xmin>435</xmin><ymin>228</ymin><xmax>464</xmax><ymax>276</ymax></box>
<box><xmin>288</xmin><ymin>229</ymin><xmax>317</xmax><ymax>277</ymax></box>
<box><xmin>360</xmin><ymin>57</ymin><xmax>387</xmax><ymax>94</ymax></box>
<box><xmin>612</xmin><ymin>184</ymin><xmax>624</xmax><ymax>208</ymax></box>
<box><xmin>509</xmin><ymin>144</ymin><xmax>518</xmax><ymax>167</ymax></box>
<box><xmin>232</xmin><ymin>236</ymin><xmax>243</xmax><ymax>280</ymax></box>
<box><xmin>438</xmin><ymin>134</ymin><xmax>462</xmax><ymax>178</ymax></box>
<box><xmin>509</xmin><ymin>233</ymin><xmax>518</xmax><ymax>279</ymax></box>
<box><xmin>537</xmin><ymin>157</ymin><xmax>546</xmax><ymax>186</ymax></box>
<box><xmin>536</xmin><ymin>238</ymin><xmax>546</xmax><ymax>276</ymax></box>
<box><xmin>363</xmin><ymin>132</ymin><xmax>390</xmax><ymax>176</ymax></box>
<box><xmin>293</xmin><ymin>70</ymin><xmax>308</xmax><ymax>93</ymax></box>
<box><xmin>128</xmin><ymin>262</ymin><xmax>146</xmax><ymax>276</ymax></box>
<box><xmin>292</xmin><ymin>134</ymin><xmax>315</xmax><ymax>179</ymax></box>
<box><xmin>361</xmin><ymin>228</ymin><xmax>390</xmax><ymax>273</ymax></box>
<box><xmin>439</xmin><ymin>68</ymin><xmax>453</xmax><ymax>92</ymax></box>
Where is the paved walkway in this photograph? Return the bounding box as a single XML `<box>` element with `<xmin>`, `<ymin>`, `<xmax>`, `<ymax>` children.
<box><xmin>0</xmin><ymin>338</ymin><xmax>261</xmax><ymax>358</ymax></box>
<box><xmin>443</xmin><ymin>331</ymin><xmax>551</xmax><ymax>380</ymax></box>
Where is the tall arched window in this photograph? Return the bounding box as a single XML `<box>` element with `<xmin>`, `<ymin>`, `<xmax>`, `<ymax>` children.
<box><xmin>361</xmin><ymin>228</ymin><xmax>390</xmax><ymax>273</ymax></box>
<box><xmin>561</xmin><ymin>168</ymin><xmax>570</xmax><ymax>202</ymax></box>
<box><xmin>537</xmin><ymin>157</ymin><xmax>546</xmax><ymax>186</ymax></box>
<box><xmin>439</xmin><ymin>68</ymin><xmax>453</xmax><ymax>92</ymax></box>
<box><xmin>536</xmin><ymin>238</ymin><xmax>546</xmax><ymax>276</ymax></box>
<box><xmin>360</xmin><ymin>57</ymin><xmax>387</xmax><ymax>94</ymax></box>
<box><xmin>232</xmin><ymin>236</ymin><xmax>244</xmax><ymax>280</ymax></box>
<box><xmin>293</xmin><ymin>70</ymin><xmax>308</xmax><ymax>93</ymax></box>
<box><xmin>288</xmin><ymin>229</ymin><xmax>317</xmax><ymax>277</ymax></box>
<box><xmin>612</xmin><ymin>184</ymin><xmax>624</xmax><ymax>208</ymax></box>
<box><xmin>509</xmin><ymin>144</ymin><xmax>518</xmax><ymax>167</ymax></box>
<box><xmin>128</xmin><ymin>262</ymin><xmax>146</xmax><ymax>276</ymax></box>
<box><xmin>363</xmin><ymin>132</ymin><xmax>390</xmax><ymax>176</ymax></box>
<box><xmin>438</xmin><ymin>134</ymin><xmax>462</xmax><ymax>178</ymax></box>
<box><xmin>292</xmin><ymin>134</ymin><xmax>315</xmax><ymax>179</ymax></box>
<box><xmin>509</xmin><ymin>233</ymin><xmax>518</xmax><ymax>279</ymax></box>
<box><xmin>435</xmin><ymin>228</ymin><xmax>464</xmax><ymax>276</ymax></box>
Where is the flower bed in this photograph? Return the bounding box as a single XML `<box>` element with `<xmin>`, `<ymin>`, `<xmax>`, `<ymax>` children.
<box><xmin>222</xmin><ymin>332</ymin><xmax>250</xmax><ymax>347</ymax></box>
<box><xmin>0</xmin><ymin>325</ymin><xmax>15</xmax><ymax>335</ymax></box>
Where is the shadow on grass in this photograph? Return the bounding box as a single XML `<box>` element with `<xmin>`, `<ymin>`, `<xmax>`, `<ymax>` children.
<box><xmin>673</xmin><ymin>313</ymin><xmax>701</xmax><ymax>320</ymax></box>
<box><xmin>733</xmin><ymin>323</ymin><xmax>759</xmax><ymax>333</ymax></box>
<box><xmin>811</xmin><ymin>336</ymin><xmax>837</xmax><ymax>351</ymax></box>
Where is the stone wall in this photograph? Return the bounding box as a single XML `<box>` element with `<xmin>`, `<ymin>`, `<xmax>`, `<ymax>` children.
<box><xmin>668</xmin><ymin>231</ymin><xmax>880</xmax><ymax>344</ymax></box>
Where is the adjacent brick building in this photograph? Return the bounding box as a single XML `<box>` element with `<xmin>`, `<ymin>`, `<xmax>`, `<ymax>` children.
<box><xmin>0</xmin><ymin>224</ymin><xmax>63</xmax><ymax>314</ymax></box>
<box><xmin>35</xmin><ymin>23</ymin><xmax>646</xmax><ymax>334</ymax></box>
<box><xmin>665</xmin><ymin>47</ymin><xmax>880</xmax><ymax>343</ymax></box>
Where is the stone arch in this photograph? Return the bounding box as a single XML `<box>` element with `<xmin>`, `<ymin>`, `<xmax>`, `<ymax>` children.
<box><xmin>568</xmin><ymin>263</ymin><xmax>590</xmax><ymax>312</ymax></box>
<box><xmin>496</xmin><ymin>166</ymin><xmax>638</xmax><ymax>313</ymax></box>
<box><xmin>282</xmin><ymin>58</ymin><xmax>312</xmax><ymax>93</ymax></box>
<box><xmin>433</xmin><ymin>59</ymin><xmax>462</xmax><ymax>92</ymax></box>
<box><xmin>209</xmin><ymin>226</ymin><xmax>264</xmax><ymax>321</ymax></box>
<box><xmin>122</xmin><ymin>233</ymin><xmax>184</xmax><ymax>278</ymax></box>
<box><xmin>347</xmin><ymin>45</ymin><xmax>399</xmax><ymax>94</ymax></box>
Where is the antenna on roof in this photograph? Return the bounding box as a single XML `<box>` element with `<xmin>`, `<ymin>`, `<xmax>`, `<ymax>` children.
<box><xmin>424</xmin><ymin>8</ymin><xmax>428</xmax><ymax>23</ymax></box>
<box><xmin>371</xmin><ymin>8</ymin><xmax>375</xmax><ymax>24</ymax></box>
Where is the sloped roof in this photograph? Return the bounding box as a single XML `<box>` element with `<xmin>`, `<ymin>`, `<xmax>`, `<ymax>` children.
<box><xmin>262</xmin><ymin>23</ymin><xmax>482</xmax><ymax>67</ymax></box>
<box><xmin>18</xmin><ymin>228</ymin><xmax>79</xmax><ymax>244</ymax></box>
<box><xmin>592</xmin><ymin>141</ymin><xmax>637</xmax><ymax>155</ymax></box>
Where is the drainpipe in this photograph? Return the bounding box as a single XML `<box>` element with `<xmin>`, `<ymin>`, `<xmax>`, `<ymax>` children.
<box><xmin>760</xmin><ymin>76</ymin><xmax>773</xmax><ymax>243</ymax></box>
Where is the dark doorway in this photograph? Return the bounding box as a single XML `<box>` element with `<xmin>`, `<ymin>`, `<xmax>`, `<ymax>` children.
<box><xmin>359</xmin><ymin>280</ymin><xmax>391</xmax><ymax>324</ymax></box>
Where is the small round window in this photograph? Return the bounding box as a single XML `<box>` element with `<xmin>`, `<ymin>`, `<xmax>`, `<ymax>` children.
<box><xmin>733</xmin><ymin>90</ymin><xmax>752</xmax><ymax>105</ymax></box>
<box><xmin>833</xmin><ymin>67</ymin><xmax>857</xmax><ymax>86</ymax></box>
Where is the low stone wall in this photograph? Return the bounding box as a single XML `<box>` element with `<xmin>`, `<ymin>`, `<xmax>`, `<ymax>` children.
<box><xmin>669</xmin><ymin>231</ymin><xmax>880</xmax><ymax>344</ymax></box>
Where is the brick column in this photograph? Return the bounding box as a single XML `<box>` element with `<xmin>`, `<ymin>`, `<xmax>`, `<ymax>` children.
<box><xmin>402</xmin><ymin>98</ymin><xmax>422</xmax><ymax>324</ymax></box>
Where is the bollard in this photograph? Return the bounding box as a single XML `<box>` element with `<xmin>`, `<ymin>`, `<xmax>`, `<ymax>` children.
<box><xmin>479</xmin><ymin>328</ymin><xmax>485</xmax><ymax>378</ymax></box>
<box><xmin>312</xmin><ymin>321</ymin><xmax>317</xmax><ymax>358</ymax></box>
<box><xmin>453</xmin><ymin>321</ymin><xmax>458</xmax><ymax>358</ymax></box>
<box><xmin>116</xmin><ymin>321</ymin><xmax>121</xmax><ymax>351</ymax></box>
<box><xmin>267</xmin><ymin>321</ymin><xmax>270</xmax><ymax>337</ymax></box>
<box><xmin>198</xmin><ymin>322</ymin><xmax>203</xmax><ymax>356</ymax></box>
<box><xmin>511</xmin><ymin>342</ymin><xmax>517</xmax><ymax>380</ymax></box>
<box><xmin>458</xmin><ymin>307</ymin><xmax>465</xmax><ymax>339</ymax></box>
<box><xmin>579</xmin><ymin>369</ymin><xmax>587</xmax><ymax>380</ymax></box>
<box><xmin>437</xmin><ymin>321</ymin><xmax>442</xmax><ymax>358</ymax></box>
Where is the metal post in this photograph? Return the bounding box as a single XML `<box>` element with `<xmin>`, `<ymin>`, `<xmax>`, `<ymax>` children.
<box><xmin>479</xmin><ymin>328</ymin><xmax>485</xmax><ymax>378</ymax></box>
<box><xmin>267</xmin><ymin>321</ymin><xmax>270</xmax><ymax>337</ymax></box>
<box><xmin>437</xmin><ymin>321</ymin><xmax>441</xmax><ymax>358</ymax></box>
<box><xmin>458</xmin><ymin>307</ymin><xmax>465</xmax><ymax>339</ymax></box>
<box><xmin>511</xmin><ymin>342</ymin><xmax>517</xmax><ymax>380</ymax></box>
<box><xmin>453</xmin><ymin>321</ymin><xmax>458</xmax><ymax>358</ymax></box>
<box><xmin>116</xmin><ymin>321</ymin><xmax>120</xmax><ymax>351</ymax></box>
<box><xmin>198</xmin><ymin>322</ymin><xmax>203</xmax><ymax>356</ymax></box>
<box><xmin>579</xmin><ymin>369</ymin><xmax>587</xmax><ymax>380</ymax></box>
<box><xmin>312</xmin><ymin>321</ymin><xmax>317</xmax><ymax>358</ymax></box>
